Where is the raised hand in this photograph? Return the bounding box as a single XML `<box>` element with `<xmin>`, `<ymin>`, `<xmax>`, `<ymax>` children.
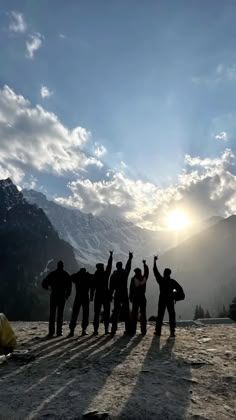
<box><xmin>129</xmin><ymin>251</ymin><xmax>133</xmax><ymax>259</ymax></box>
<box><xmin>154</xmin><ymin>255</ymin><xmax>158</xmax><ymax>261</ymax></box>
<box><xmin>142</xmin><ymin>259</ymin><xmax>146</xmax><ymax>264</ymax></box>
<box><xmin>110</xmin><ymin>250</ymin><xmax>113</xmax><ymax>256</ymax></box>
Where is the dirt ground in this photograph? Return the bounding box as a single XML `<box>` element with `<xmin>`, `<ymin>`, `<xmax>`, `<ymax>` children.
<box><xmin>0</xmin><ymin>322</ymin><xmax>235</xmax><ymax>420</ymax></box>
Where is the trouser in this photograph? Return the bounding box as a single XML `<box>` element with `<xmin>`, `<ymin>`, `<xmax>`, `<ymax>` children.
<box><xmin>111</xmin><ymin>293</ymin><xmax>130</xmax><ymax>333</ymax></box>
<box><xmin>49</xmin><ymin>294</ymin><xmax>66</xmax><ymax>336</ymax></box>
<box><xmin>131</xmin><ymin>296</ymin><xmax>147</xmax><ymax>334</ymax></box>
<box><xmin>93</xmin><ymin>295</ymin><xmax>110</xmax><ymax>332</ymax></box>
<box><xmin>69</xmin><ymin>295</ymin><xmax>89</xmax><ymax>332</ymax></box>
<box><xmin>155</xmin><ymin>296</ymin><xmax>176</xmax><ymax>335</ymax></box>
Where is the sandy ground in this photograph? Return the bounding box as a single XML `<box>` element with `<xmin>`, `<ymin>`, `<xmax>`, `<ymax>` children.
<box><xmin>0</xmin><ymin>322</ymin><xmax>235</xmax><ymax>420</ymax></box>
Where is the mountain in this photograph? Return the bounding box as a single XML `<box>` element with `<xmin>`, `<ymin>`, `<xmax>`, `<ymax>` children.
<box><xmin>0</xmin><ymin>178</ymin><xmax>78</xmax><ymax>320</ymax></box>
<box><xmin>147</xmin><ymin>215</ymin><xmax>236</xmax><ymax>318</ymax></box>
<box><xmin>23</xmin><ymin>189</ymin><xmax>174</xmax><ymax>266</ymax></box>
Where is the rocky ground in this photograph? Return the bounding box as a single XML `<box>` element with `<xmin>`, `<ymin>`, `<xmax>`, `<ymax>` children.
<box><xmin>0</xmin><ymin>322</ymin><xmax>235</xmax><ymax>420</ymax></box>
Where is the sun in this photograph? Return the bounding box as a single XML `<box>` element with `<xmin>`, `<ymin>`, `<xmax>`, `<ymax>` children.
<box><xmin>166</xmin><ymin>209</ymin><xmax>190</xmax><ymax>231</ymax></box>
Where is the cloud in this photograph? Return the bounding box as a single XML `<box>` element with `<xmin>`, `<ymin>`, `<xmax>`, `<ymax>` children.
<box><xmin>9</xmin><ymin>11</ymin><xmax>27</xmax><ymax>33</ymax></box>
<box><xmin>93</xmin><ymin>143</ymin><xmax>107</xmax><ymax>158</ymax></box>
<box><xmin>26</xmin><ymin>33</ymin><xmax>43</xmax><ymax>59</ymax></box>
<box><xmin>192</xmin><ymin>64</ymin><xmax>236</xmax><ymax>87</ymax></box>
<box><xmin>0</xmin><ymin>85</ymin><xmax>102</xmax><ymax>184</ymax></box>
<box><xmin>40</xmin><ymin>85</ymin><xmax>53</xmax><ymax>99</ymax></box>
<box><xmin>59</xmin><ymin>33</ymin><xmax>66</xmax><ymax>39</ymax></box>
<box><xmin>55</xmin><ymin>149</ymin><xmax>236</xmax><ymax>230</ymax></box>
<box><xmin>215</xmin><ymin>131</ymin><xmax>228</xmax><ymax>141</ymax></box>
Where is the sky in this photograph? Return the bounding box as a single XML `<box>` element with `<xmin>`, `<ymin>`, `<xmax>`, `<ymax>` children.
<box><xmin>1</xmin><ymin>0</ymin><xmax>236</xmax><ymax>230</ymax></box>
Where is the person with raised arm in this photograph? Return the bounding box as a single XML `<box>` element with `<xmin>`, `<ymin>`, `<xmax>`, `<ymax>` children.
<box><xmin>109</xmin><ymin>252</ymin><xmax>133</xmax><ymax>335</ymax></box>
<box><xmin>129</xmin><ymin>259</ymin><xmax>149</xmax><ymax>335</ymax></box>
<box><xmin>153</xmin><ymin>255</ymin><xmax>185</xmax><ymax>338</ymax></box>
<box><xmin>91</xmin><ymin>251</ymin><xmax>113</xmax><ymax>335</ymax></box>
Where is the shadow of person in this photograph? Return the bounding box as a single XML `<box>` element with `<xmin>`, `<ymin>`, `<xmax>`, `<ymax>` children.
<box><xmin>118</xmin><ymin>335</ymin><xmax>192</xmax><ymax>420</ymax></box>
<box><xmin>23</xmin><ymin>333</ymin><xmax>143</xmax><ymax>419</ymax></box>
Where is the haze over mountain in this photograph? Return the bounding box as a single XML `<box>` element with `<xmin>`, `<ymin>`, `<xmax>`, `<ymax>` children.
<box><xmin>23</xmin><ymin>189</ymin><xmax>222</xmax><ymax>269</ymax></box>
<box><xmin>146</xmin><ymin>215</ymin><xmax>236</xmax><ymax>319</ymax></box>
<box><xmin>23</xmin><ymin>189</ymin><xmax>173</xmax><ymax>266</ymax></box>
<box><xmin>0</xmin><ymin>178</ymin><xmax>78</xmax><ymax>320</ymax></box>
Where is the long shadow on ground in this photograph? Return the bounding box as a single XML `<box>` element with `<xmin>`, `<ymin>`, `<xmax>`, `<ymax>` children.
<box><xmin>0</xmin><ymin>332</ymin><xmax>142</xmax><ymax>419</ymax></box>
<box><xmin>118</xmin><ymin>336</ymin><xmax>192</xmax><ymax>420</ymax></box>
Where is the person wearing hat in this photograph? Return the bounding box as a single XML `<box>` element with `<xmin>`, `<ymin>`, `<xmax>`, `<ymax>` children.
<box><xmin>91</xmin><ymin>251</ymin><xmax>113</xmax><ymax>335</ymax></box>
<box><xmin>109</xmin><ymin>252</ymin><xmax>133</xmax><ymax>335</ymax></box>
<box><xmin>42</xmin><ymin>260</ymin><xmax>72</xmax><ymax>337</ymax></box>
<box><xmin>153</xmin><ymin>255</ymin><xmax>185</xmax><ymax>337</ymax></box>
<box><xmin>68</xmin><ymin>267</ymin><xmax>93</xmax><ymax>337</ymax></box>
<box><xmin>129</xmin><ymin>260</ymin><xmax>149</xmax><ymax>335</ymax></box>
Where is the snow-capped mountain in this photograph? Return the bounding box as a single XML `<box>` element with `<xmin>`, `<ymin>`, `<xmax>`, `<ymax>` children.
<box><xmin>23</xmin><ymin>189</ymin><xmax>173</xmax><ymax>266</ymax></box>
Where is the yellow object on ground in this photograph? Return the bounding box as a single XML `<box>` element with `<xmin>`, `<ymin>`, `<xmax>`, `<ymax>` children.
<box><xmin>0</xmin><ymin>313</ymin><xmax>17</xmax><ymax>354</ymax></box>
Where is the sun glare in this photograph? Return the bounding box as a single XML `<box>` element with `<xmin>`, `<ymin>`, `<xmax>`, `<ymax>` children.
<box><xmin>166</xmin><ymin>209</ymin><xmax>190</xmax><ymax>231</ymax></box>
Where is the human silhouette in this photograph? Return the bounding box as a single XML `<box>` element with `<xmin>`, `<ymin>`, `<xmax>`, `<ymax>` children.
<box><xmin>129</xmin><ymin>260</ymin><xmax>149</xmax><ymax>335</ymax></box>
<box><xmin>42</xmin><ymin>260</ymin><xmax>72</xmax><ymax>337</ymax></box>
<box><xmin>153</xmin><ymin>256</ymin><xmax>185</xmax><ymax>337</ymax></box>
<box><xmin>109</xmin><ymin>252</ymin><xmax>133</xmax><ymax>335</ymax></box>
<box><xmin>91</xmin><ymin>251</ymin><xmax>113</xmax><ymax>335</ymax></box>
<box><xmin>68</xmin><ymin>268</ymin><xmax>92</xmax><ymax>337</ymax></box>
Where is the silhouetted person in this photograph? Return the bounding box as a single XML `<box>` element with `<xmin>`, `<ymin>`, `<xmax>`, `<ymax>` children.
<box><xmin>91</xmin><ymin>251</ymin><xmax>113</xmax><ymax>335</ymax></box>
<box><xmin>68</xmin><ymin>268</ymin><xmax>92</xmax><ymax>337</ymax></box>
<box><xmin>129</xmin><ymin>260</ymin><xmax>149</xmax><ymax>335</ymax></box>
<box><xmin>42</xmin><ymin>260</ymin><xmax>71</xmax><ymax>337</ymax></box>
<box><xmin>110</xmin><ymin>252</ymin><xmax>133</xmax><ymax>335</ymax></box>
<box><xmin>153</xmin><ymin>256</ymin><xmax>185</xmax><ymax>337</ymax></box>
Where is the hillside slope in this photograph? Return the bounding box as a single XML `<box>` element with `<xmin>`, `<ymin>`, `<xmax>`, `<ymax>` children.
<box><xmin>0</xmin><ymin>179</ymin><xmax>78</xmax><ymax>320</ymax></box>
<box><xmin>154</xmin><ymin>215</ymin><xmax>236</xmax><ymax>318</ymax></box>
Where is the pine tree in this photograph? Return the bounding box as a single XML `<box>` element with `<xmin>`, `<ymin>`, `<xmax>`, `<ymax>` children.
<box><xmin>193</xmin><ymin>304</ymin><xmax>199</xmax><ymax>320</ymax></box>
<box><xmin>205</xmin><ymin>310</ymin><xmax>211</xmax><ymax>318</ymax></box>
<box><xmin>229</xmin><ymin>297</ymin><xmax>236</xmax><ymax>321</ymax></box>
<box><xmin>198</xmin><ymin>305</ymin><xmax>205</xmax><ymax>318</ymax></box>
<box><xmin>218</xmin><ymin>305</ymin><xmax>228</xmax><ymax>318</ymax></box>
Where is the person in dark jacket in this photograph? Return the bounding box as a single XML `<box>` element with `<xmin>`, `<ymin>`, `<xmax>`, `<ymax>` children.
<box><xmin>109</xmin><ymin>252</ymin><xmax>133</xmax><ymax>335</ymax></box>
<box><xmin>153</xmin><ymin>255</ymin><xmax>185</xmax><ymax>337</ymax></box>
<box><xmin>129</xmin><ymin>260</ymin><xmax>149</xmax><ymax>335</ymax></box>
<box><xmin>42</xmin><ymin>260</ymin><xmax>72</xmax><ymax>337</ymax></box>
<box><xmin>68</xmin><ymin>268</ymin><xmax>92</xmax><ymax>337</ymax></box>
<box><xmin>91</xmin><ymin>251</ymin><xmax>113</xmax><ymax>335</ymax></box>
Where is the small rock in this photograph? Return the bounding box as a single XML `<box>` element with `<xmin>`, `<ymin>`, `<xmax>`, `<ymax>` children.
<box><xmin>83</xmin><ymin>411</ymin><xmax>109</xmax><ymax>419</ymax></box>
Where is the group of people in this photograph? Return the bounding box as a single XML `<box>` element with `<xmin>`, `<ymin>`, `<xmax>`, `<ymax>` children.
<box><xmin>42</xmin><ymin>252</ymin><xmax>185</xmax><ymax>339</ymax></box>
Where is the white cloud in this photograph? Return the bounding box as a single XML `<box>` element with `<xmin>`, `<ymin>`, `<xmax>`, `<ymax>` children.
<box><xmin>215</xmin><ymin>131</ymin><xmax>228</xmax><ymax>141</ymax></box>
<box><xmin>26</xmin><ymin>33</ymin><xmax>43</xmax><ymax>59</ymax></box>
<box><xmin>93</xmin><ymin>143</ymin><xmax>107</xmax><ymax>158</ymax></box>
<box><xmin>0</xmin><ymin>85</ymin><xmax>102</xmax><ymax>183</ymax></box>
<box><xmin>9</xmin><ymin>11</ymin><xmax>27</xmax><ymax>33</ymax></box>
<box><xmin>59</xmin><ymin>33</ymin><xmax>66</xmax><ymax>39</ymax></box>
<box><xmin>40</xmin><ymin>85</ymin><xmax>53</xmax><ymax>99</ymax></box>
<box><xmin>55</xmin><ymin>149</ymin><xmax>236</xmax><ymax>229</ymax></box>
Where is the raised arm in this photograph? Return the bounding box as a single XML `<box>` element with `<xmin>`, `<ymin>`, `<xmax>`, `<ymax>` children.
<box><xmin>125</xmin><ymin>252</ymin><xmax>133</xmax><ymax>277</ymax></box>
<box><xmin>153</xmin><ymin>256</ymin><xmax>163</xmax><ymax>285</ymax></box>
<box><xmin>105</xmin><ymin>251</ymin><xmax>113</xmax><ymax>278</ymax></box>
<box><xmin>143</xmin><ymin>260</ymin><xmax>149</xmax><ymax>280</ymax></box>
<box><xmin>109</xmin><ymin>272</ymin><xmax>116</xmax><ymax>300</ymax></box>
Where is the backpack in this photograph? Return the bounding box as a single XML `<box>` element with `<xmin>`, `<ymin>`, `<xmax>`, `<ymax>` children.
<box><xmin>173</xmin><ymin>287</ymin><xmax>185</xmax><ymax>302</ymax></box>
